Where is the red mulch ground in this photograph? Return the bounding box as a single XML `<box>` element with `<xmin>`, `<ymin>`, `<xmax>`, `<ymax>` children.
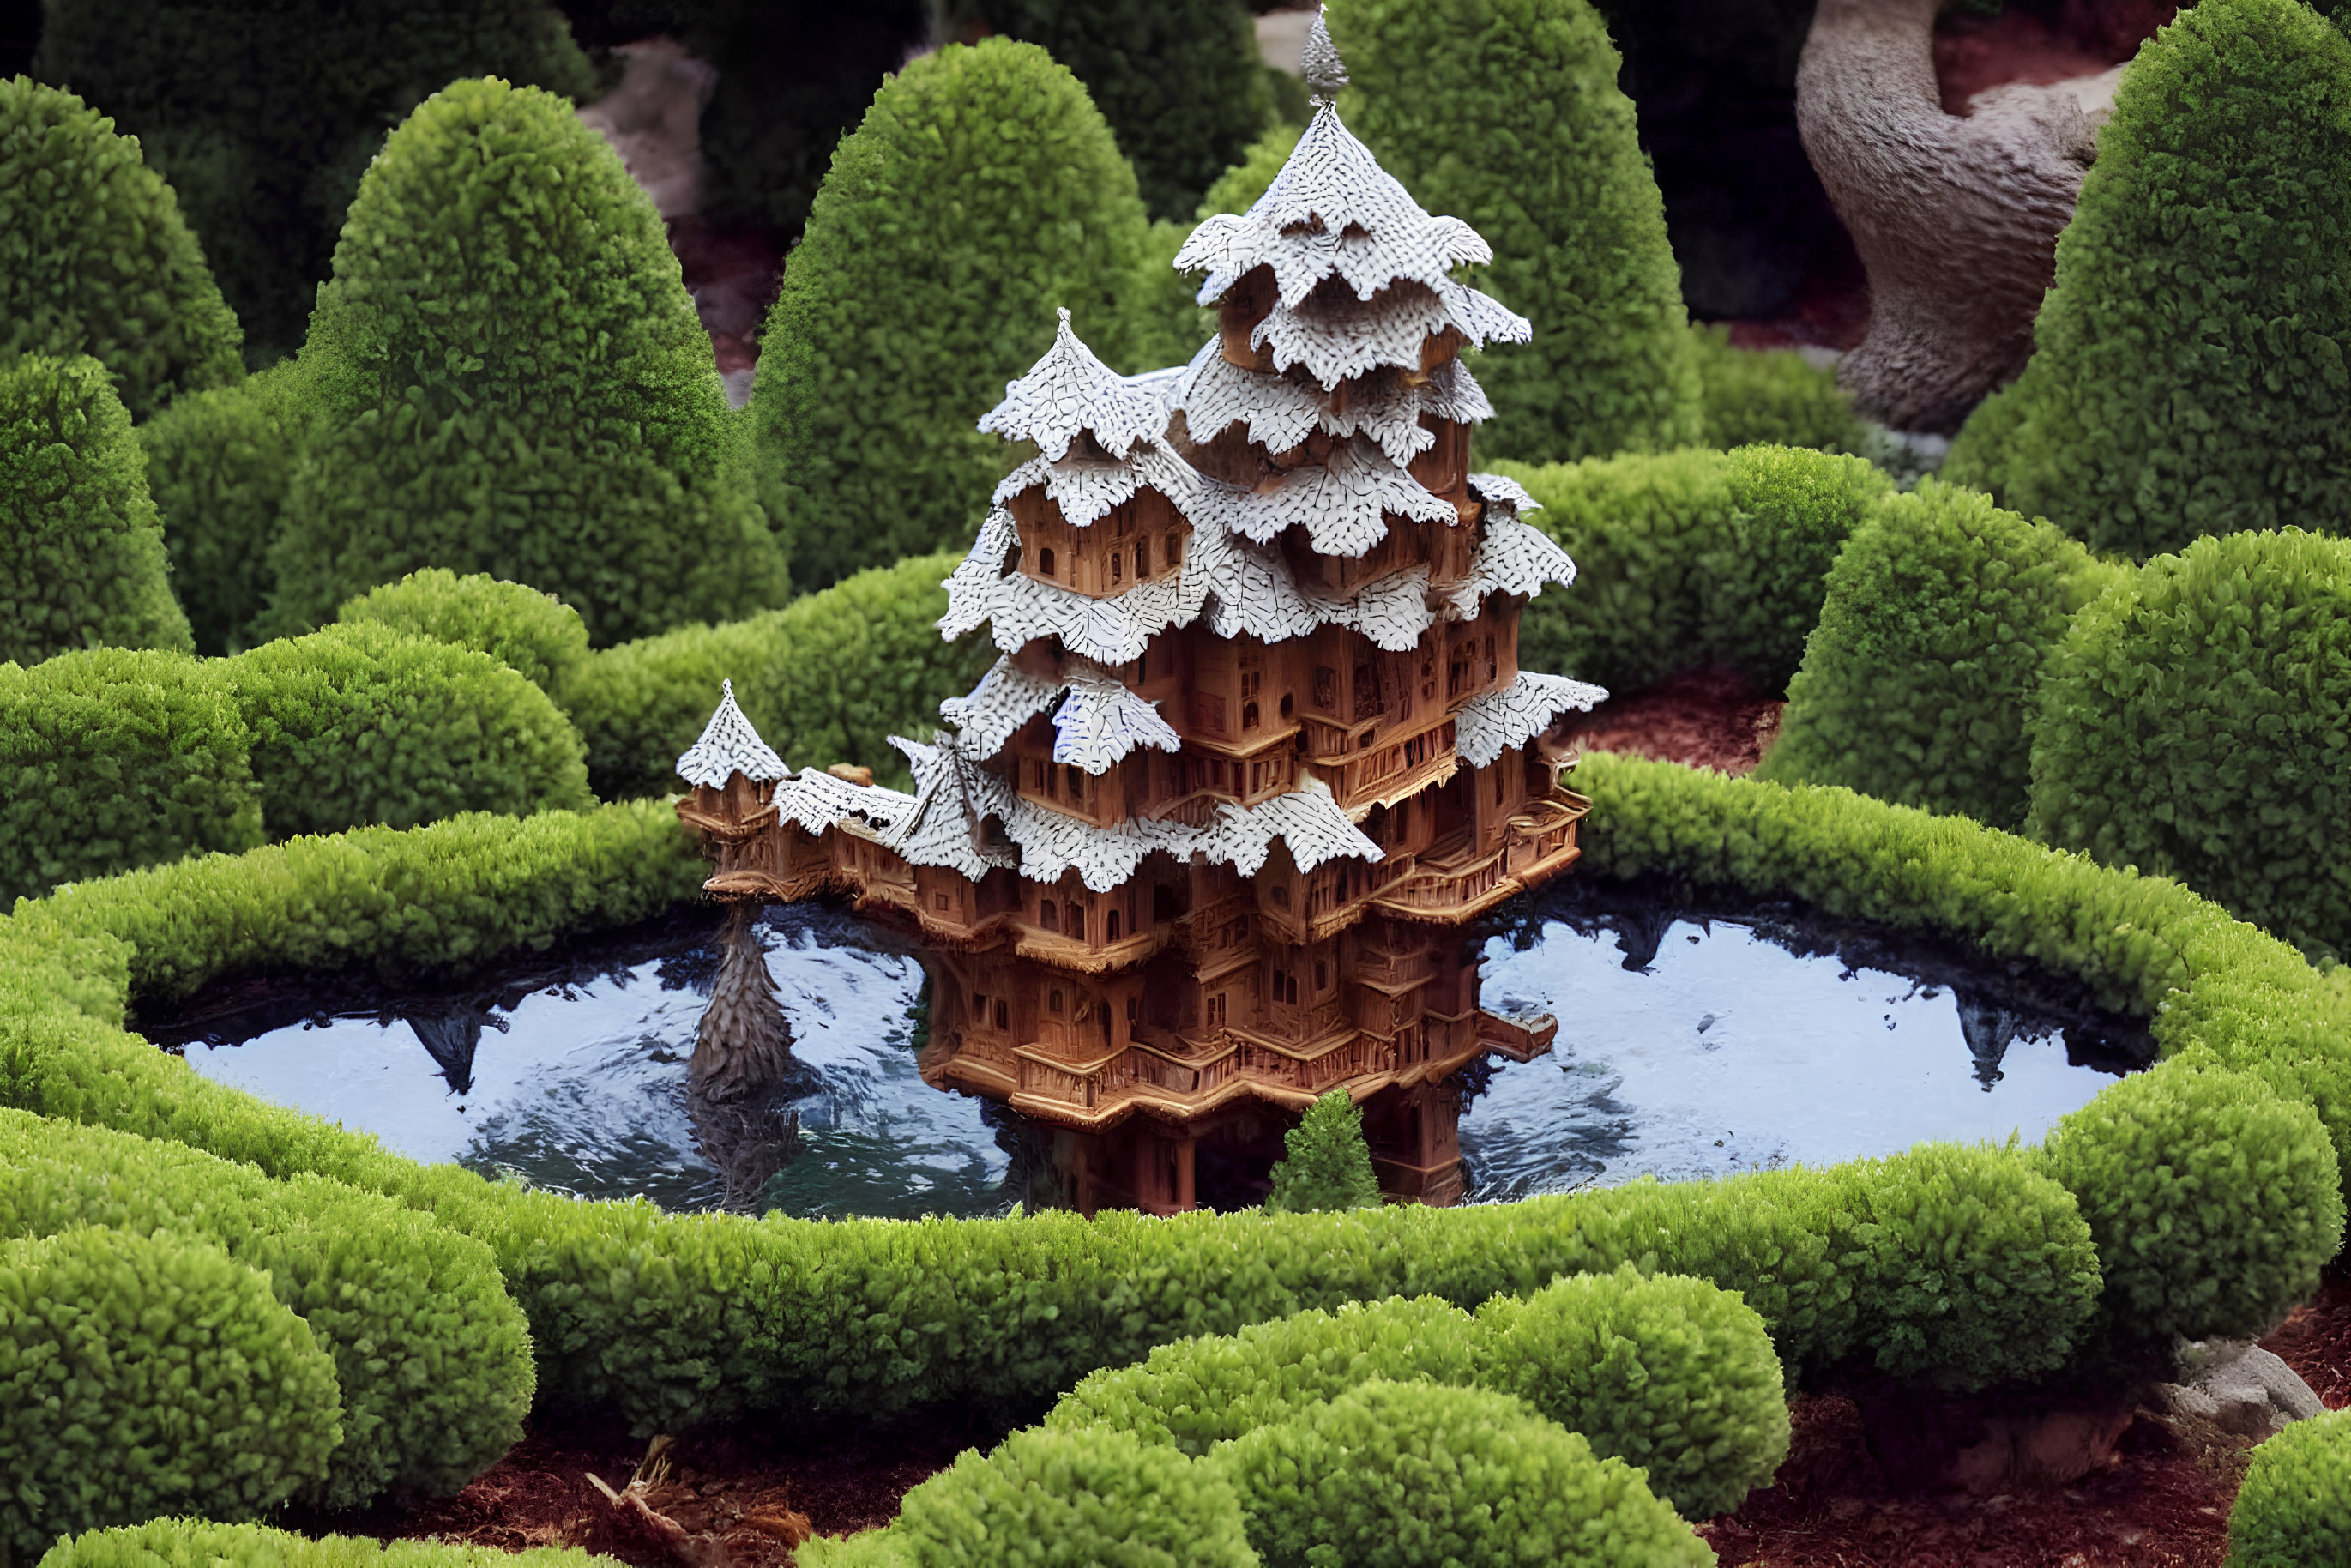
<box><xmin>2263</xmin><ymin>1268</ymin><xmax>2351</xmax><ymax>1412</ymax></box>
<box><xmin>1932</xmin><ymin>1</ymin><xmax>2175</xmax><ymax>113</ymax></box>
<box><xmin>1564</xmin><ymin>667</ymin><xmax>1784</xmax><ymax>776</ymax></box>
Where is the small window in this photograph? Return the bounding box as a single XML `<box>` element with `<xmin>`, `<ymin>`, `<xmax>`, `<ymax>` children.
<box><xmin>1106</xmin><ymin>910</ymin><xmax>1122</xmax><ymax>942</ymax></box>
<box><xmin>1040</xmin><ymin>546</ymin><xmax>1057</xmax><ymax>577</ymax></box>
<box><xmin>1050</xmin><ymin>987</ymin><xmax>1064</xmax><ymax>1013</ymax></box>
<box><xmin>1069</xmin><ymin>903</ymin><xmax>1087</xmax><ymax>941</ymax></box>
<box><xmin>1136</xmin><ymin>540</ymin><xmax>1149</xmax><ymax>577</ymax></box>
<box><xmin>1112</xmin><ymin>551</ymin><xmax>1124</xmax><ymax>585</ymax></box>
<box><xmin>1280</xmin><ymin>692</ymin><xmax>1294</xmax><ymax>720</ymax></box>
<box><xmin>1065</xmin><ymin>763</ymin><xmax>1086</xmax><ymax>800</ymax></box>
<box><xmin>1270</xmin><ymin>884</ymin><xmax>1291</xmax><ymax>908</ymax></box>
<box><xmin>1126</xmin><ymin>995</ymin><xmax>1139</xmax><ymax>1021</ymax></box>
<box><xmin>994</xmin><ymin>999</ymin><xmax>1010</xmax><ymax>1030</ymax></box>
<box><xmin>934</xmin><ymin>892</ymin><xmax>951</xmax><ymax>912</ymax></box>
<box><xmin>1314</xmin><ymin>666</ymin><xmax>1337</xmax><ymax>711</ymax></box>
<box><xmin>972</xmin><ymin>990</ymin><xmax>986</xmax><ymax>1018</ymax></box>
<box><xmin>1040</xmin><ymin>901</ymin><xmax>1059</xmax><ymax>932</ymax></box>
<box><xmin>1242</xmin><ymin>701</ymin><xmax>1260</xmax><ymax>731</ymax></box>
<box><xmin>1315</xmin><ymin>960</ymin><xmax>1329</xmax><ymax>991</ymax></box>
<box><xmin>1165</xmin><ymin>531</ymin><xmax>1182</xmax><ymax>566</ymax></box>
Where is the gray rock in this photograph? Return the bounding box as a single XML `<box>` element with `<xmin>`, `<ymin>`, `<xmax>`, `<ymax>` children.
<box><xmin>2169</xmin><ymin>1339</ymin><xmax>2325</xmax><ymax>1438</ymax></box>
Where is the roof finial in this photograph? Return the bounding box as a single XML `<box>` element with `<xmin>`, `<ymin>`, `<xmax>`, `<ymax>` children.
<box><xmin>1301</xmin><ymin>4</ymin><xmax>1347</xmax><ymax>99</ymax></box>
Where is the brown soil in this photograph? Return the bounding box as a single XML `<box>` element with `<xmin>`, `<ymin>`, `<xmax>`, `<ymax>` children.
<box><xmin>2261</xmin><ymin>1269</ymin><xmax>2351</xmax><ymax>1412</ymax></box>
<box><xmin>1563</xmin><ymin>667</ymin><xmax>1784</xmax><ymax>777</ymax></box>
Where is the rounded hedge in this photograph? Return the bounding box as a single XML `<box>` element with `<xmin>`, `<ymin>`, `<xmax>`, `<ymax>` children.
<box><xmin>1214</xmin><ymin>1379</ymin><xmax>1709</xmax><ymax>1568</ymax></box>
<box><xmin>1266</xmin><ymin>1089</ymin><xmax>1382</xmax><ymax>1214</ymax></box>
<box><xmin>2037</xmin><ymin>1053</ymin><xmax>2342</xmax><ymax>1344</ymax></box>
<box><xmin>267</xmin><ymin>77</ymin><xmax>787</xmax><ymax>645</ymax></box>
<box><xmin>1690</xmin><ymin>325</ymin><xmax>1866</xmax><ymax>456</ymax></box>
<box><xmin>40</xmin><ymin>1519</ymin><xmax>631</xmax><ymax>1568</ymax></box>
<box><xmin>2227</xmin><ymin>1407</ymin><xmax>2351</xmax><ymax>1568</ymax></box>
<box><xmin>229</xmin><ymin>621</ymin><xmax>593</xmax><ymax>840</ymax></box>
<box><xmin>338</xmin><ymin>570</ymin><xmax>591</xmax><ymax>703</ymax></box>
<box><xmin>1329</xmin><ymin>0</ymin><xmax>1702</xmax><ymax>463</ymax></box>
<box><xmin>1762</xmin><ymin>479</ymin><xmax>2125</xmax><ymax>830</ymax></box>
<box><xmin>749</xmin><ymin>38</ymin><xmax>1154</xmax><ymax>592</ymax></box>
<box><xmin>1943</xmin><ymin>0</ymin><xmax>2351</xmax><ymax>558</ymax></box>
<box><xmin>0</xmin><ymin>1226</ymin><xmax>343</xmax><ymax>1560</ymax></box>
<box><xmin>0</xmin><ymin>648</ymin><xmax>264</xmax><ymax>908</ymax></box>
<box><xmin>136</xmin><ymin>362</ymin><xmax>300</xmax><ymax>656</ymax></box>
<box><xmin>2028</xmin><ymin>528</ymin><xmax>2351</xmax><ymax>960</ymax></box>
<box><xmin>0</xmin><ymin>78</ymin><xmax>243</xmax><ymax>422</ymax></box>
<box><xmin>1471</xmin><ymin>1265</ymin><xmax>1787</xmax><ymax>1520</ymax></box>
<box><xmin>889</xmin><ymin>1425</ymin><xmax>1257</xmax><ymax>1568</ymax></box>
<box><xmin>0</xmin><ymin>353</ymin><xmax>193</xmax><ymax>666</ymax></box>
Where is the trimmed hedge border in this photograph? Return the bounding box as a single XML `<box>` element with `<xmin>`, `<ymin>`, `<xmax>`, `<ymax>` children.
<box><xmin>36</xmin><ymin>1520</ymin><xmax>624</xmax><ymax>1568</ymax></box>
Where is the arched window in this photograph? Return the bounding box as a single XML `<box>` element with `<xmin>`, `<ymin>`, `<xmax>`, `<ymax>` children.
<box><xmin>1040</xmin><ymin>546</ymin><xmax>1057</xmax><ymax>577</ymax></box>
<box><xmin>1111</xmin><ymin>551</ymin><xmax>1123</xmax><ymax>585</ymax></box>
<box><xmin>1040</xmin><ymin>900</ymin><xmax>1058</xmax><ymax>932</ymax></box>
<box><xmin>1068</xmin><ymin>903</ymin><xmax>1087</xmax><ymax>941</ymax></box>
<box><xmin>1136</xmin><ymin>540</ymin><xmax>1149</xmax><ymax>577</ymax></box>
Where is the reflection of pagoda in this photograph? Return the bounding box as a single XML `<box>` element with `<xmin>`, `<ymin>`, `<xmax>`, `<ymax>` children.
<box><xmin>678</xmin><ymin>79</ymin><xmax>1604</xmax><ymax>1212</ymax></box>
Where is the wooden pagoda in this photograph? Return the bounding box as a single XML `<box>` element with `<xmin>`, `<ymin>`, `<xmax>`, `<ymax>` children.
<box><xmin>677</xmin><ymin>67</ymin><xmax>1605</xmax><ymax>1213</ymax></box>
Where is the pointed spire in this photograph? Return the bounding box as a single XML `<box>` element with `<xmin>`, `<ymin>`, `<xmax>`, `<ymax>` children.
<box><xmin>1301</xmin><ymin>4</ymin><xmax>1348</xmax><ymax>96</ymax></box>
<box><xmin>677</xmin><ymin>678</ymin><xmax>787</xmax><ymax>788</ymax></box>
<box><xmin>978</xmin><ymin>306</ymin><xmax>1168</xmax><ymax>461</ymax></box>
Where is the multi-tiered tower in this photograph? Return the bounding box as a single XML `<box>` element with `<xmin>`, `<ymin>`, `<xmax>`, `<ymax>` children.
<box><xmin>678</xmin><ymin>81</ymin><xmax>1605</xmax><ymax>1212</ymax></box>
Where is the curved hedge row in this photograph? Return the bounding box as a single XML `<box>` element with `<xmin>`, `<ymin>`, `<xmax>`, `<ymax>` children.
<box><xmin>39</xmin><ymin>1520</ymin><xmax>624</xmax><ymax>1568</ymax></box>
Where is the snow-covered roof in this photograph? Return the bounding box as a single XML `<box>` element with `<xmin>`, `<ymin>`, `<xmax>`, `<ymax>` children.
<box><xmin>979</xmin><ymin>307</ymin><xmax>1168</xmax><ymax>461</ymax></box>
<box><xmin>938</xmin><ymin>657</ymin><xmax>1064</xmax><ymax>757</ymax></box>
<box><xmin>1201</xmin><ymin>437</ymin><xmax>1457</xmax><ymax>558</ymax></box>
<box><xmin>937</xmin><ymin>654</ymin><xmax>1181</xmax><ymax>775</ymax></box>
<box><xmin>992</xmin><ymin>440</ymin><xmax>1199</xmax><ymax>528</ymax></box>
<box><xmin>1176</xmin><ymin>341</ymin><xmax>1495</xmax><ymax>468</ymax></box>
<box><xmin>1466</xmin><ymin>470</ymin><xmax>1541</xmax><ymax>516</ymax></box>
<box><xmin>998</xmin><ymin>773</ymin><xmax>1382</xmax><ymax>892</ymax></box>
<box><xmin>1455</xmin><ymin>672</ymin><xmax>1609</xmax><ymax>767</ymax></box>
<box><xmin>676</xmin><ymin>678</ymin><xmax>787</xmax><ymax>788</ymax></box>
<box><xmin>770</xmin><ymin>765</ymin><xmax>918</xmax><ymax>835</ymax></box>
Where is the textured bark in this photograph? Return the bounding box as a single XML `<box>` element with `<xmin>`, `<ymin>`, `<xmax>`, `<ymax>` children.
<box><xmin>1798</xmin><ymin>0</ymin><xmax>2114</xmax><ymax>432</ymax></box>
<box><xmin>690</xmin><ymin>902</ymin><xmax>796</xmax><ymax>1098</ymax></box>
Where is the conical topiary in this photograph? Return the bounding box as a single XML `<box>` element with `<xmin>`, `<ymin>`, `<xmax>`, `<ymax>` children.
<box><xmin>1266</xmin><ymin>1090</ymin><xmax>1383</xmax><ymax>1213</ymax></box>
<box><xmin>1328</xmin><ymin>0</ymin><xmax>1703</xmax><ymax>462</ymax></box>
<box><xmin>1944</xmin><ymin>0</ymin><xmax>2351</xmax><ymax>558</ymax></box>
<box><xmin>747</xmin><ymin>38</ymin><xmax>1154</xmax><ymax>592</ymax></box>
<box><xmin>136</xmin><ymin>359</ymin><xmax>302</xmax><ymax>655</ymax></box>
<box><xmin>0</xmin><ymin>353</ymin><xmax>192</xmax><ymax>664</ymax></box>
<box><xmin>0</xmin><ymin>77</ymin><xmax>243</xmax><ymax>421</ymax></box>
<box><xmin>264</xmin><ymin>78</ymin><xmax>790</xmax><ymax>646</ymax></box>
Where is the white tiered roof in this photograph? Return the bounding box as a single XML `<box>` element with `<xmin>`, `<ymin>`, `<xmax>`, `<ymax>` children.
<box><xmin>676</xmin><ymin>679</ymin><xmax>786</xmax><ymax>788</ymax></box>
<box><xmin>978</xmin><ymin>308</ymin><xmax>1167</xmax><ymax>462</ymax></box>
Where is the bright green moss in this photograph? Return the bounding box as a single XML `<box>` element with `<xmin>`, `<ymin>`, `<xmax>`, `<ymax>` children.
<box><xmin>40</xmin><ymin>1520</ymin><xmax>630</xmax><ymax>1568</ymax></box>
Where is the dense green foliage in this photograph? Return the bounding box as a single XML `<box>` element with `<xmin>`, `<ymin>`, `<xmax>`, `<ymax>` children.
<box><xmin>0</xmin><ymin>354</ymin><xmax>192</xmax><ymax>665</ymax></box>
<box><xmin>0</xmin><ymin>78</ymin><xmax>241</xmax><ymax>422</ymax></box>
<box><xmin>2227</xmin><ymin>1407</ymin><xmax>2351</xmax><ymax>1568</ymax></box>
<box><xmin>230</xmin><ymin>623</ymin><xmax>592</xmax><ymax>840</ymax></box>
<box><xmin>2036</xmin><ymin>1057</ymin><xmax>2342</xmax><ymax>1343</ymax></box>
<box><xmin>1265</xmin><ymin>1090</ymin><xmax>1381</xmax><ymax>1213</ymax></box>
<box><xmin>33</xmin><ymin>0</ymin><xmax>599</xmax><ymax>365</ymax></box>
<box><xmin>749</xmin><ymin>39</ymin><xmax>1154</xmax><ymax>591</ymax></box>
<box><xmin>1215</xmin><ymin>1380</ymin><xmax>1709</xmax><ymax>1567</ymax></box>
<box><xmin>267</xmin><ymin>78</ymin><xmax>787</xmax><ymax>644</ymax></box>
<box><xmin>338</xmin><ymin>570</ymin><xmax>591</xmax><ymax>703</ymax></box>
<box><xmin>0</xmin><ymin>1226</ymin><xmax>342</xmax><ymax>1561</ymax></box>
<box><xmin>569</xmin><ymin>552</ymin><xmax>987</xmax><ymax>799</ymax></box>
<box><xmin>1943</xmin><ymin>0</ymin><xmax>2351</xmax><ymax>558</ymax></box>
<box><xmin>1761</xmin><ymin>481</ymin><xmax>2125</xmax><ymax>830</ymax></box>
<box><xmin>979</xmin><ymin>0</ymin><xmax>1271</xmax><ymax>221</ymax></box>
<box><xmin>2029</xmin><ymin>529</ymin><xmax>2351</xmax><ymax>960</ymax></box>
<box><xmin>1501</xmin><ymin>444</ymin><xmax>1891</xmax><ymax>696</ymax></box>
<box><xmin>1473</xmin><ymin>1266</ymin><xmax>1785</xmax><ymax>1519</ymax></box>
<box><xmin>0</xmin><ymin>649</ymin><xmax>262</xmax><ymax>907</ymax></box>
<box><xmin>39</xmin><ymin>1521</ymin><xmax>627</xmax><ymax>1568</ymax></box>
<box><xmin>136</xmin><ymin>361</ymin><xmax>299</xmax><ymax>655</ymax></box>
<box><xmin>1329</xmin><ymin>0</ymin><xmax>1702</xmax><ymax>462</ymax></box>
<box><xmin>1689</xmin><ymin>327</ymin><xmax>1867</xmax><ymax>455</ymax></box>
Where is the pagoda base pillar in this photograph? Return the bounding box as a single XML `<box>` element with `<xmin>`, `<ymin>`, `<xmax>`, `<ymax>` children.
<box><xmin>1050</xmin><ymin>1121</ymin><xmax>1200</xmax><ymax>1216</ymax></box>
<box><xmin>1360</xmin><ymin>1077</ymin><xmax>1468</xmax><ymax>1208</ymax></box>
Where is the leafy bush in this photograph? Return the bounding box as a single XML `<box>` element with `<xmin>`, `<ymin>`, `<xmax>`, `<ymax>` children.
<box><xmin>2227</xmin><ymin>1407</ymin><xmax>2351</xmax><ymax>1568</ymax></box>
<box><xmin>229</xmin><ymin>622</ymin><xmax>592</xmax><ymax>839</ymax></box>
<box><xmin>0</xmin><ymin>1109</ymin><xmax>534</xmax><ymax>1511</ymax></box>
<box><xmin>266</xmin><ymin>78</ymin><xmax>787</xmax><ymax>644</ymax></box>
<box><xmin>1471</xmin><ymin>1265</ymin><xmax>1786</xmax><ymax>1520</ymax></box>
<box><xmin>1266</xmin><ymin>1090</ymin><xmax>1381</xmax><ymax>1213</ymax></box>
<box><xmin>2028</xmin><ymin>529</ymin><xmax>2351</xmax><ymax>960</ymax></box>
<box><xmin>748</xmin><ymin>39</ymin><xmax>1153</xmax><ymax>591</ymax></box>
<box><xmin>880</xmin><ymin>1426</ymin><xmax>1257</xmax><ymax>1568</ymax></box>
<box><xmin>40</xmin><ymin>1520</ymin><xmax>630</xmax><ymax>1568</ymax></box>
<box><xmin>1760</xmin><ymin>480</ymin><xmax>2124</xmax><ymax>830</ymax></box>
<box><xmin>338</xmin><ymin>570</ymin><xmax>592</xmax><ymax>702</ymax></box>
<box><xmin>1214</xmin><ymin>1379</ymin><xmax>1709</xmax><ymax>1567</ymax></box>
<box><xmin>0</xmin><ymin>1226</ymin><xmax>342</xmax><ymax>1561</ymax></box>
<box><xmin>1503</xmin><ymin>444</ymin><xmax>1891</xmax><ymax>696</ymax></box>
<box><xmin>0</xmin><ymin>354</ymin><xmax>192</xmax><ymax>665</ymax></box>
<box><xmin>1329</xmin><ymin>0</ymin><xmax>1702</xmax><ymax>462</ymax></box>
<box><xmin>0</xmin><ymin>78</ymin><xmax>241</xmax><ymax>421</ymax></box>
<box><xmin>0</xmin><ymin>649</ymin><xmax>263</xmax><ymax>907</ymax></box>
<box><xmin>568</xmin><ymin>551</ymin><xmax>988</xmax><ymax>799</ymax></box>
<box><xmin>136</xmin><ymin>361</ymin><xmax>300</xmax><ymax>655</ymax></box>
<box><xmin>1690</xmin><ymin>326</ymin><xmax>1867</xmax><ymax>455</ymax></box>
<box><xmin>1942</xmin><ymin>0</ymin><xmax>2351</xmax><ymax>558</ymax></box>
<box><xmin>2037</xmin><ymin>1053</ymin><xmax>2343</xmax><ymax>1343</ymax></box>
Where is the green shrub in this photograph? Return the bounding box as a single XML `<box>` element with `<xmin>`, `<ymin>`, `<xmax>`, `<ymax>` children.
<box><xmin>748</xmin><ymin>39</ymin><xmax>1153</xmax><ymax>591</ymax></box>
<box><xmin>1761</xmin><ymin>480</ymin><xmax>2125</xmax><ymax>830</ymax></box>
<box><xmin>1266</xmin><ymin>1090</ymin><xmax>1381</xmax><ymax>1213</ymax></box>
<box><xmin>338</xmin><ymin>570</ymin><xmax>591</xmax><ymax>702</ymax></box>
<box><xmin>978</xmin><ymin>0</ymin><xmax>1272</xmax><ymax>221</ymax></box>
<box><xmin>1328</xmin><ymin>0</ymin><xmax>1702</xmax><ymax>462</ymax></box>
<box><xmin>1215</xmin><ymin>1379</ymin><xmax>1709</xmax><ymax>1567</ymax></box>
<box><xmin>2227</xmin><ymin>1407</ymin><xmax>2351</xmax><ymax>1568</ymax></box>
<box><xmin>1471</xmin><ymin>1265</ymin><xmax>1786</xmax><ymax>1520</ymax></box>
<box><xmin>33</xmin><ymin>1</ymin><xmax>600</xmax><ymax>365</ymax></box>
<box><xmin>0</xmin><ymin>354</ymin><xmax>192</xmax><ymax>665</ymax></box>
<box><xmin>136</xmin><ymin>362</ymin><xmax>300</xmax><ymax>655</ymax></box>
<box><xmin>1690</xmin><ymin>326</ymin><xmax>1867</xmax><ymax>455</ymax></box>
<box><xmin>1943</xmin><ymin>0</ymin><xmax>2351</xmax><ymax>558</ymax></box>
<box><xmin>0</xmin><ymin>649</ymin><xmax>263</xmax><ymax>906</ymax></box>
<box><xmin>229</xmin><ymin>622</ymin><xmax>592</xmax><ymax>839</ymax></box>
<box><xmin>0</xmin><ymin>78</ymin><xmax>242</xmax><ymax>422</ymax></box>
<box><xmin>0</xmin><ymin>1227</ymin><xmax>342</xmax><ymax>1563</ymax></box>
<box><xmin>2037</xmin><ymin>1053</ymin><xmax>2342</xmax><ymax>1343</ymax></box>
<box><xmin>882</xmin><ymin>1426</ymin><xmax>1257</xmax><ymax>1568</ymax></box>
<box><xmin>1046</xmin><ymin>1295</ymin><xmax>1479</xmax><ymax>1455</ymax></box>
<box><xmin>1503</xmin><ymin>444</ymin><xmax>1891</xmax><ymax>696</ymax></box>
<box><xmin>39</xmin><ymin>1519</ymin><xmax>629</xmax><ymax>1568</ymax></box>
<box><xmin>568</xmin><ymin>551</ymin><xmax>988</xmax><ymax>799</ymax></box>
<box><xmin>2028</xmin><ymin>528</ymin><xmax>2351</xmax><ymax>960</ymax></box>
<box><xmin>265</xmin><ymin>78</ymin><xmax>787</xmax><ymax>644</ymax></box>
<box><xmin>0</xmin><ymin>1109</ymin><xmax>533</xmax><ymax>1511</ymax></box>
